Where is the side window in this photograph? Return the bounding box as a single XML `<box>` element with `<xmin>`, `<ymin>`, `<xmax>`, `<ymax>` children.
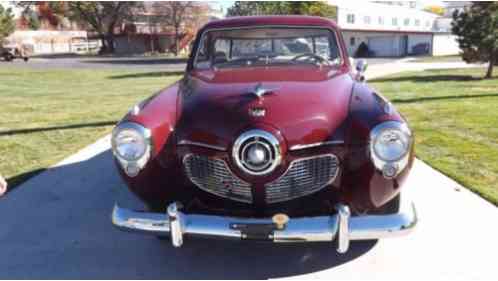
<box><xmin>195</xmin><ymin>35</ymin><xmax>211</xmax><ymax>69</ymax></box>
<box><xmin>214</xmin><ymin>39</ymin><xmax>230</xmax><ymax>62</ymax></box>
<box><xmin>196</xmin><ymin>35</ymin><xmax>208</xmax><ymax>62</ymax></box>
<box><xmin>315</xmin><ymin>36</ymin><xmax>331</xmax><ymax>58</ymax></box>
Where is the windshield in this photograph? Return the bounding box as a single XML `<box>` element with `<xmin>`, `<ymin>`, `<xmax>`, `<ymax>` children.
<box><xmin>194</xmin><ymin>27</ymin><xmax>342</xmax><ymax>70</ymax></box>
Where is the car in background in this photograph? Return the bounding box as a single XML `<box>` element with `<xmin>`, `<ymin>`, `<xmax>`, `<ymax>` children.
<box><xmin>1</xmin><ymin>42</ymin><xmax>31</xmax><ymax>62</ymax></box>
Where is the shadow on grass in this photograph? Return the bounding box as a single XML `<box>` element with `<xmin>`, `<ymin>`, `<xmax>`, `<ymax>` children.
<box><xmin>108</xmin><ymin>71</ymin><xmax>184</xmax><ymax>80</ymax></box>
<box><xmin>0</xmin><ymin>121</ymin><xmax>117</xmax><ymax>136</ymax></box>
<box><xmin>392</xmin><ymin>93</ymin><xmax>498</xmax><ymax>104</ymax></box>
<box><xmin>84</xmin><ymin>58</ymin><xmax>188</xmax><ymax>65</ymax></box>
<box><xmin>370</xmin><ymin>74</ymin><xmax>482</xmax><ymax>83</ymax></box>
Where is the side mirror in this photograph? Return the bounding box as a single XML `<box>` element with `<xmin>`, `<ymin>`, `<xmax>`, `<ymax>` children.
<box><xmin>356</xmin><ymin>59</ymin><xmax>368</xmax><ymax>74</ymax></box>
<box><xmin>355</xmin><ymin>59</ymin><xmax>368</xmax><ymax>82</ymax></box>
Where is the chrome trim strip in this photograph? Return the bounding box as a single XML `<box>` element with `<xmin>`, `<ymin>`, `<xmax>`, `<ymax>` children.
<box><xmin>177</xmin><ymin>140</ymin><xmax>227</xmax><ymax>151</ymax></box>
<box><xmin>112</xmin><ymin>194</ymin><xmax>417</xmax><ymax>253</ymax></box>
<box><xmin>289</xmin><ymin>140</ymin><xmax>345</xmax><ymax>151</ymax></box>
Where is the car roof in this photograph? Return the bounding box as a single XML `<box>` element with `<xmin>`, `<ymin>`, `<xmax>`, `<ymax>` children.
<box><xmin>201</xmin><ymin>16</ymin><xmax>339</xmax><ymax>31</ymax></box>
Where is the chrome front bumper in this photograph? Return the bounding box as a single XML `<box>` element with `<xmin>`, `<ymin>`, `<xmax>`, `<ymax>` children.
<box><xmin>112</xmin><ymin>196</ymin><xmax>417</xmax><ymax>253</ymax></box>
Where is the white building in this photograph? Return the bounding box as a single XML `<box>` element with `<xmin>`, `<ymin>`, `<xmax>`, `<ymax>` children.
<box><xmin>330</xmin><ymin>1</ymin><xmax>460</xmax><ymax>57</ymax></box>
<box><xmin>1</xmin><ymin>1</ymin><xmax>93</xmax><ymax>55</ymax></box>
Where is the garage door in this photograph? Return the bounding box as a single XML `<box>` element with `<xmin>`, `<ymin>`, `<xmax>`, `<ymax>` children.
<box><xmin>368</xmin><ymin>36</ymin><xmax>397</xmax><ymax>57</ymax></box>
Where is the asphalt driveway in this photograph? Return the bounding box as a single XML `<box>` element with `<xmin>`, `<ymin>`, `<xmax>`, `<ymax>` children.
<box><xmin>1</xmin><ymin>55</ymin><xmax>188</xmax><ymax>72</ymax></box>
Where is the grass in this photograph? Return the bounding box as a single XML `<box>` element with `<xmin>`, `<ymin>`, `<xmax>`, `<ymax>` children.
<box><xmin>370</xmin><ymin>67</ymin><xmax>498</xmax><ymax>205</ymax></box>
<box><xmin>412</xmin><ymin>55</ymin><xmax>463</xmax><ymax>63</ymax></box>
<box><xmin>0</xmin><ymin>67</ymin><xmax>181</xmax><ymax>189</ymax></box>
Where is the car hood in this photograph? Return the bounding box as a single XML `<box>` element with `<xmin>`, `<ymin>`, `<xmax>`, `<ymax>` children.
<box><xmin>176</xmin><ymin>66</ymin><xmax>353</xmax><ymax>151</ymax></box>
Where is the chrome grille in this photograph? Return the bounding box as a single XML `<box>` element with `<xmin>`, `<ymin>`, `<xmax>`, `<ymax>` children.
<box><xmin>265</xmin><ymin>154</ymin><xmax>339</xmax><ymax>204</ymax></box>
<box><xmin>183</xmin><ymin>154</ymin><xmax>253</xmax><ymax>203</ymax></box>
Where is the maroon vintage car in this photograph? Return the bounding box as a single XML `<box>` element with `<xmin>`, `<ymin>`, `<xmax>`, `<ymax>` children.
<box><xmin>111</xmin><ymin>16</ymin><xmax>417</xmax><ymax>253</ymax></box>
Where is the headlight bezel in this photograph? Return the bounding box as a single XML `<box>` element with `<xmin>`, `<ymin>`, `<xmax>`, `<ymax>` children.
<box><xmin>369</xmin><ymin>121</ymin><xmax>413</xmax><ymax>179</ymax></box>
<box><xmin>111</xmin><ymin>122</ymin><xmax>153</xmax><ymax>177</ymax></box>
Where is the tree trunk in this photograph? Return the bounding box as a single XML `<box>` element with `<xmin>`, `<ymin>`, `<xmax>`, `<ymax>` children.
<box><xmin>485</xmin><ymin>52</ymin><xmax>495</xmax><ymax>79</ymax></box>
<box><xmin>174</xmin><ymin>26</ymin><xmax>179</xmax><ymax>56</ymax></box>
<box><xmin>105</xmin><ymin>34</ymin><xmax>115</xmax><ymax>54</ymax></box>
<box><xmin>99</xmin><ymin>35</ymin><xmax>108</xmax><ymax>54</ymax></box>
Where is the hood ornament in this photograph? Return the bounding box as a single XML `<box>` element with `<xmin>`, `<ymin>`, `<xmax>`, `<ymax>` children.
<box><xmin>251</xmin><ymin>83</ymin><xmax>279</xmax><ymax>99</ymax></box>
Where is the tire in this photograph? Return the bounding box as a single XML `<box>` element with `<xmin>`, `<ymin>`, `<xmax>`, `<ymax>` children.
<box><xmin>156</xmin><ymin>235</ymin><xmax>170</xmax><ymax>242</ymax></box>
<box><xmin>23</xmin><ymin>57</ymin><xmax>29</xmax><ymax>62</ymax></box>
<box><xmin>4</xmin><ymin>54</ymin><xmax>13</xmax><ymax>62</ymax></box>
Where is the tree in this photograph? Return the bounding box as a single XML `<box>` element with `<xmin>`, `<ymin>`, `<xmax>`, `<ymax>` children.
<box><xmin>17</xmin><ymin>2</ymin><xmax>142</xmax><ymax>53</ymax></box>
<box><xmin>66</xmin><ymin>2</ymin><xmax>142</xmax><ymax>53</ymax></box>
<box><xmin>151</xmin><ymin>1</ymin><xmax>197</xmax><ymax>56</ymax></box>
<box><xmin>0</xmin><ymin>4</ymin><xmax>15</xmax><ymax>42</ymax></box>
<box><xmin>452</xmin><ymin>2</ymin><xmax>498</xmax><ymax>79</ymax></box>
<box><xmin>424</xmin><ymin>5</ymin><xmax>445</xmax><ymax>16</ymax></box>
<box><xmin>227</xmin><ymin>1</ymin><xmax>337</xmax><ymax>19</ymax></box>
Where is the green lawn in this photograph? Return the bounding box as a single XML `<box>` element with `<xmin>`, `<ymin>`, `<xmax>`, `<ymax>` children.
<box><xmin>0</xmin><ymin>67</ymin><xmax>182</xmax><ymax>189</ymax></box>
<box><xmin>370</xmin><ymin>68</ymin><xmax>498</xmax><ymax>205</ymax></box>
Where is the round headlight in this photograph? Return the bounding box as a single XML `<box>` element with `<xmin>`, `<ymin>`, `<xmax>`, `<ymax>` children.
<box><xmin>373</xmin><ymin>128</ymin><xmax>410</xmax><ymax>161</ymax></box>
<box><xmin>111</xmin><ymin>122</ymin><xmax>152</xmax><ymax>176</ymax></box>
<box><xmin>370</xmin><ymin>121</ymin><xmax>412</xmax><ymax>177</ymax></box>
<box><xmin>114</xmin><ymin>128</ymin><xmax>147</xmax><ymax>161</ymax></box>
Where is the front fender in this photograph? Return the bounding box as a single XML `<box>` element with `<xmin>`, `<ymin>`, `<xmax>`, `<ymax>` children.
<box><xmin>343</xmin><ymin>82</ymin><xmax>414</xmax><ymax>212</ymax></box>
<box><xmin>124</xmin><ymin>82</ymin><xmax>181</xmax><ymax>159</ymax></box>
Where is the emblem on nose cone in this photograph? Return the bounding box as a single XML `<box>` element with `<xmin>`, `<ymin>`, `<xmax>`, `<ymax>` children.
<box><xmin>249</xmin><ymin>107</ymin><xmax>266</xmax><ymax>117</ymax></box>
<box><xmin>247</xmin><ymin>145</ymin><xmax>266</xmax><ymax>165</ymax></box>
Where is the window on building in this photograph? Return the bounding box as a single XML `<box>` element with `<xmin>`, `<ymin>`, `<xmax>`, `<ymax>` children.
<box><xmin>350</xmin><ymin>37</ymin><xmax>356</xmax><ymax>46</ymax></box>
<box><xmin>347</xmin><ymin>14</ymin><xmax>355</xmax><ymax>24</ymax></box>
<box><xmin>404</xmin><ymin>18</ymin><xmax>410</xmax><ymax>26</ymax></box>
<box><xmin>378</xmin><ymin>16</ymin><xmax>384</xmax><ymax>25</ymax></box>
<box><xmin>425</xmin><ymin>20</ymin><xmax>431</xmax><ymax>27</ymax></box>
<box><xmin>364</xmin><ymin>16</ymin><xmax>371</xmax><ymax>24</ymax></box>
<box><xmin>392</xmin><ymin>17</ymin><xmax>398</xmax><ymax>26</ymax></box>
<box><xmin>415</xmin><ymin>19</ymin><xmax>421</xmax><ymax>26</ymax></box>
